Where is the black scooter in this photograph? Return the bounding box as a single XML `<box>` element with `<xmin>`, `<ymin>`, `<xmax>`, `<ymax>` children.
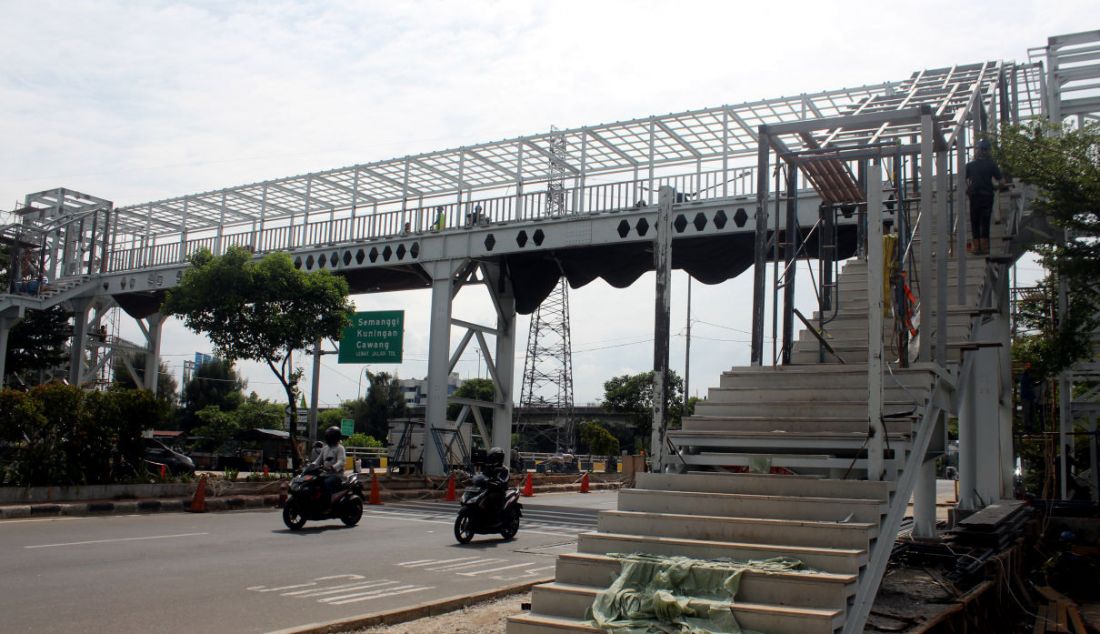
<box><xmin>282</xmin><ymin>464</ymin><xmax>364</xmax><ymax>530</ymax></box>
<box><xmin>453</xmin><ymin>473</ymin><xmax>522</xmax><ymax>543</ymax></box>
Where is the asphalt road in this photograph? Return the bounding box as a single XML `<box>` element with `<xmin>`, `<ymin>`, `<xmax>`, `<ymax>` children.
<box><xmin>0</xmin><ymin>491</ymin><xmax>612</xmax><ymax>633</ymax></box>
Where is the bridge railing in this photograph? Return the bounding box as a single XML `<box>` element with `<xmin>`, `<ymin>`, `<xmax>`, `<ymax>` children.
<box><xmin>106</xmin><ymin>166</ymin><xmax>758</xmax><ymax>272</ymax></box>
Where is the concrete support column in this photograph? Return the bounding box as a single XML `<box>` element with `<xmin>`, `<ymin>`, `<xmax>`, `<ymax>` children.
<box><xmin>489</xmin><ymin>270</ymin><xmax>516</xmax><ymax>455</ymax></box>
<box><xmin>865</xmin><ymin>158</ymin><xmax>885</xmax><ymax>481</ymax></box>
<box><xmin>0</xmin><ymin>311</ymin><xmax>23</xmax><ymax>386</ymax></box>
<box><xmin>143</xmin><ymin>313</ymin><xmax>166</xmax><ymax>393</ymax></box>
<box><xmin>960</xmin><ymin>317</ymin><xmax>1002</xmax><ymax>511</ymax></box>
<box><xmin>996</xmin><ymin>301</ymin><xmax>1016</xmax><ymax>500</ymax></box>
<box><xmin>424</xmin><ymin>261</ymin><xmax>460</xmax><ymax>476</ymax></box>
<box><xmin>68</xmin><ymin>298</ymin><xmax>93</xmax><ymax>386</ymax></box>
<box><xmin>958</xmin><ymin>354</ymin><xmax>979</xmax><ymax>511</ymax></box>
<box><xmin>912</xmin><ymin>449</ymin><xmax>938</xmax><ymax>538</ymax></box>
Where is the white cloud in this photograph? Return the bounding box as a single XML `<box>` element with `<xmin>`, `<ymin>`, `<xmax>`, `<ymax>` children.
<box><xmin>0</xmin><ymin>0</ymin><xmax>1080</xmax><ymax>407</ymax></box>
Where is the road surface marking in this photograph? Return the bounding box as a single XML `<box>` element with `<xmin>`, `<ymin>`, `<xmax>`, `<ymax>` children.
<box><xmin>0</xmin><ymin>517</ymin><xmax>79</xmax><ymax>526</ymax></box>
<box><xmin>457</xmin><ymin>561</ymin><xmax>538</xmax><ymax>576</ymax></box>
<box><xmin>399</xmin><ymin>556</ymin><xmax>480</xmax><ymax>568</ymax></box>
<box><xmin>24</xmin><ymin>532</ymin><xmax>209</xmax><ymax>549</ymax></box>
<box><xmin>291</xmin><ymin>580</ymin><xmax>398</xmax><ymax>598</ymax></box>
<box><xmin>426</xmin><ymin>558</ymin><xmax>508</xmax><ymax>571</ymax></box>
<box><xmin>396</xmin><ymin>558</ymin><xmax>435</xmax><ymax>566</ymax></box>
<box><xmin>362</xmin><ymin>509</ymin><xmax>582</xmax><ymax>537</ymax></box>
<box><xmin>247</xmin><ymin>582</ymin><xmax>318</xmax><ymax>593</ymax></box>
<box><xmin>324</xmin><ymin>585</ymin><xmax>434</xmax><ymax>606</ymax></box>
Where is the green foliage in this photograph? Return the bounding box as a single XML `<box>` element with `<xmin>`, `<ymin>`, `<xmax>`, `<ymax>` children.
<box><xmin>447</xmin><ymin>378</ymin><xmax>494</xmax><ymax>422</ymax></box>
<box><xmin>190</xmin><ymin>405</ymin><xmax>242</xmax><ymax>453</ymax></box>
<box><xmin>162</xmin><ymin>247</ymin><xmax>353</xmax><ymax>467</ymax></box>
<box><xmin>0</xmin><ymin>384</ymin><xmax>158</xmax><ymax>486</ymax></box>
<box><xmin>579</xmin><ymin>421</ymin><xmax>620</xmax><ymax>456</ymax></box>
<box><xmin>363</xmin><ymin>371</ymin><xmax>408</xmax><ymax>440</ymax></box>
<box><xmin>179</xmin><ymin>358</ymin><xmax>245</xmax><ymax>431</ymax></box>
<box><xmin>234</xmin><ymin>392</ymin><xmax>286</xmax><ymax>431</ymax></box>
<box><xmin>601</xmin><ymin>370</ymin><xmax>687</xmax><ymax>450</ymax></box>
<box><xmin>317</xmin><ymin>408</ymin><xmax>346</xmax><ymax>431</ymax></box>
<box><xmin>4</xmin><ymin>307</ymin><xmax>72</xmax><ymax>382</ymax></box>
<box><xmin>999</xmin><ymin>121</ymin><xmax>1100</xmax><ymax>376</ymax></box>
<box><xmin>112</xmin><ymin>354</ymin><xmax>179</xmax><ymax>406</ymax></box>
<box><xmin>344</xmin><ymin>433</ymin><xmax>382</xmax><ymax>448</ymax></box>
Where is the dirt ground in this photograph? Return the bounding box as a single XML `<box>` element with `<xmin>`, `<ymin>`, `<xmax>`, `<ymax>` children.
<box><xmin>352</xmin><ymin>592</ymin><xmax>531</xmax><ymax>634</ymax></box>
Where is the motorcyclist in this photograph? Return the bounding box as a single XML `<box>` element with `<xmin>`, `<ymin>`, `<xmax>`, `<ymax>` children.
<box><xmin>483</xmin><ymin>446</ymin><xmax>510</xmax><ymax>512</ymax></box>
<box><xmin>313</xmin><ymin>426</ymin><xmax>347</xmax><ymax>500</ymax></box>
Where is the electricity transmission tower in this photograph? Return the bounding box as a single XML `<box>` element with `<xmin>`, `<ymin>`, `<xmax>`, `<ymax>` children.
<box><xmin>517</xmin><ymin>127</ymin><xmax>575</xmax><ymax>451</ymax></box>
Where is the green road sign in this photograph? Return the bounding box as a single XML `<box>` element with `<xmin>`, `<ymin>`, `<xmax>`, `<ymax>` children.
<box><xmin>340</xmin><ymin>418</ymin><xmax>354</xmax><ymax>436</ymax></box>
<box><xmin>339</xmin><ymin>310</ymin><xmax>404</xmax><ymax>364</ymax></box>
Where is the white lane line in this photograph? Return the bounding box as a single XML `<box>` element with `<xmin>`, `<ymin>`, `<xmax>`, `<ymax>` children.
<box><xmin>396</xmin><ymin>558</ymin><xmax>435</xmax><ymax>566</ymax></box>
<box><xmin>247</xmin><ymin>582</ymin><xmax>316</xmax><ymax>593</ymax></box>
<box><xmin>457</xmin><ymin>561</ymin><xmax>538</xmax><ymax>576</ymax></box>
<box><xmin>0</xmin><ymin>517</ymin><xmax>79</xmax><ymax>525</ymax></box>
<box><xmin>400</xmin><ymin>556</ymin><xmax>480</xmax><ymax>568</ymax></box>
<box><xmin>281</xmin><ymin>579</ymin><xmax>381</xmax><ymax>596</ymax></box>
<box><xmin>425</xmin><ymin>558</ymin><xmax>507</xmax><ymax>571</ymax></box>
<box><xmin>316</xmin><ymin>574</ymin><xmax>365</xmax><ymax>581</ymax></box>
<box><xmin>362</xmin><ymin>509</ymin><xmax>581</xmax><ymax>537</ymax></box>
<box><xmin>24</xmin><ymin>532</ymin><xmax>209</xmax><ymax>549</ymax></box>
<box><xmin>324</xmin><ymin>585</ymin><xmax>434</xmax><ymax>606</ymax></box>
<box><xmin>293</xmin><ymin>580</ymin><xmax>397</xmax><ymax>598</ymax></box>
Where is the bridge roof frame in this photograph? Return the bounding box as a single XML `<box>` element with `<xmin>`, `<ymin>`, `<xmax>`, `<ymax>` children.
<box><xmin>112</xmin><ymin>61</ymin><xmax>1045</xmax><ymax>239</ymax></box>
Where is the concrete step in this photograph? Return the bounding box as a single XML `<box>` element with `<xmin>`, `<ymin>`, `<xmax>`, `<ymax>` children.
<box><xmin>692</xmin><ymin>399</ymin><xmax>919</xmax><ymax>419</ymax></box>
<box><xmin>598</xmin><ymin>510</ymin><xmax>876</xmax><ymax>549</ymax></box>
<box><xmin>675</xmin><ymin>451</ymin><xmax>900</xmax><ymax>474</ymax></box>
<box><xmin>669</xmin><ymin>429</ymin><xmax>912</xmax><ymax>454</ymax></box>
<box><xmin>636</xmin><ymin>472</ymin><xmax>893</xmax><ymax>502</ymax></box>
<box><xmin>717</xmin><ymin>364</ymin><xmax>937</xmax><ymax>390</ymax></box>
<box><xmin>681</xmin><ymin>415</ymin><xmax>914</xmax><ymax>435</ymax></box>
<box><xmin>578</xmin><ymin>531</ymin><xmax>867</xmax><ymax>575</ymax></box>
<box><xmin>619</xmin><ymin>487</ymin><xmax>887</xmax><ymax>524</ymax></box>
<box><xmin>553</xmin><ymin>552</ymin><xmax>858</xmax><ymax>609</ymax></box>
<box><xmin>529</xmin><ymin>582</ymin><xmax>843</xmax><ymax>633</ymax></box>
<box><xmin>506</xmin><ymin>613</ymin><xmax>601</xmax><ymax>634</ymax></box>
<box><xmin>706</xmin><ymin>385</ymin><xmax>923</xmax><ymax>403</ymax></box>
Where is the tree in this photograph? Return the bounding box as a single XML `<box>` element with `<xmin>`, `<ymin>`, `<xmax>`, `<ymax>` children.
<box><xmin>4</xmin><ymin>306</ymin><xmax>71</xmax><ymax>384</ymax></box>
<box><xmin>364</xmin><ymin>371</ymin><xmax>408</xmax><ymax>441</ymax></box>
<box><xmin>447</xmin><ymin>377</ymin><xmax>494</xmax><ymax>421</ymax></box>
<box><xmin>602</xmin><ymin>370</ymin><xmax>688</xmax><ymax>451</ymax></box>
<box><xmin>190</xmin><ymin>405</ymin><xmax>241</xmax><ymax>453</ymax></box>
<box><xmin>112</xmin><ymin>354</ymin><xmax>179</xmax><ymax>406</ymax></box>
<box><xmin>163</xmin><ymin>247</ymin><xmax>352</xmax><ymax>468</ymax></box>
<box><xmin>580</xmin><ymin>421</ymin><xmax>620</xmax><ymax>456</ymax></box>
<box><xmin>999</xmin><ymin>121</ymin><xmax>1100</xmax><ymax>375</ymax></box>
<box><xmin>234</xmin><ymin>392</ymin><xmax>286</xmax><ymax>431</ymax></box>
<box><xmin>179</xmin><ymin>358</ymin><xmax>244</xmax><ymax>432</ymax></box>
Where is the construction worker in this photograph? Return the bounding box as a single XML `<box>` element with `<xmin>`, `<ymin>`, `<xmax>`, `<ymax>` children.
<box><xmin>965</xmin><ymin>139</ymin><xmax>1006</xmax><ymax>255</ymax></box>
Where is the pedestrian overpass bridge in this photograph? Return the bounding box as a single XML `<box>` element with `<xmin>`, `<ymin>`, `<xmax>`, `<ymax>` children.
<box><xmin>5</xmin><ymin>30</ymin><xmax>1099</xmax><ymax>634</ymax></box>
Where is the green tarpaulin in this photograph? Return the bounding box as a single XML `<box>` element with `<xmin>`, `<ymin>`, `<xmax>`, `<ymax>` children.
<box><xmin>587</xmin><ymin>553</ymin><xmax>815</xmax><ymax>634</ymax></box>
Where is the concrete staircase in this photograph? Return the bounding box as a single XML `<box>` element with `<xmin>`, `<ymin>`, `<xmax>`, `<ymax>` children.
<box><xmin>513</xmin><ymin>191</ymin><xmax>1038</xmax><ymax>633</ymax></box>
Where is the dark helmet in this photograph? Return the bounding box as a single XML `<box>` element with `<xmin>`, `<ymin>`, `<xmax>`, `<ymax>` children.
<box><xmin>976</xmin><ymin>139</ymin><xmax>992</xmax><ymax>155</ymax></box>
<box><xmin>486</xmin><ymin>446</ymin><xmax>505</xmax><ymax>466</ymax></box>
<box><xmin>313</xmin><ymin>441</ymin><xmax>324</xmax><ymax>449</ymax></box>
<box><xmin>324</xmin><ymin>426</ymin><xmax>342</xmax><ymax>446</ymax></box>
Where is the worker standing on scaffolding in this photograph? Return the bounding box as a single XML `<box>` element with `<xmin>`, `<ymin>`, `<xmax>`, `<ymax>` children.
<box><xmin>965</xmin><ymin>139</ymin><xmax>1006</xmax><ymax>255</ymax></box>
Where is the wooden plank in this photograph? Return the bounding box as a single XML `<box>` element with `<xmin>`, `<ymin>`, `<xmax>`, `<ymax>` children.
<box><xmin>1068</xmin><ymin>604</ymin><xmax>1088</xmax><ymax>634</ymax></box>
<box><xmin>1034</xmin><ymin>603</ymin><xmax>1049</xmax><ymax>634</ymax></box>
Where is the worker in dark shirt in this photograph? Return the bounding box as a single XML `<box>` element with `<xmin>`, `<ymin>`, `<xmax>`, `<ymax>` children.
<box><xmin>965</xmin><ymin>139</ymin><xmax>1006</xmax><ymax>255</ymax></box>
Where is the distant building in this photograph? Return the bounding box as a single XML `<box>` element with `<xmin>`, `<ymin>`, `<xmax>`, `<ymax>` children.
<box><xmin>398</xmin><ymin>372</ymin><xmax>461</xmax><ymax>406</ymax></box>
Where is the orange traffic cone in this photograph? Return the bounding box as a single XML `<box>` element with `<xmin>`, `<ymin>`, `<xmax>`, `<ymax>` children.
<box><xmin>188</xmin><ymin>475</ymin><xmax>208</xmax><ymax>513</ymax></box>
<box><xmin>262</xmin><ymin>464</ymin><xmax>270</xmax><ymax>477</ymax></box>
<box><xmin>522</xmin><ymin>472</ymin><xmax>534</xmax><ymax>497</ymax></box>
<box><xmin>580</xmin><ymin>471</ymin><xmax>590</xmax><ymax>494</ymax></box>
<box><xmin>444</xmin><ymin>472</ymin><xmax>457</xmax><ymax>501</ymax></box>
<box><xmin>368</xmin><ymin>467</ymin><xmax>383</xmax><ymax>505</ymax></box>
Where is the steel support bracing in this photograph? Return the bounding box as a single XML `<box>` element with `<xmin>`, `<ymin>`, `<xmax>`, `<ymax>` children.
<box><xmin>142</xmin><ymin>313</ymin><xmax>166</xmax><ymax>393</ymax></box>
<box><xmin>651</xmin><ymin>186</ymin><xmax>674</xmax><ymax>470</ymax></box>
<box><xmin>67</xmin><ymin>297</ymin><xmax>93</xmax><ymax>386</ymax></box>
<box><xmin>751</xmin><ymin>129</ymin><xmax>770</xmax><ymax>365</ymax></box>
<box><xmin>866</xmin><ymin>158</ymin><xmax>886</xmax><ymax>481</ymax></box>
<box><xmin>912</xmin><ymin>432</ymin><xmax>939</xmax><ymax>539</ymax></box>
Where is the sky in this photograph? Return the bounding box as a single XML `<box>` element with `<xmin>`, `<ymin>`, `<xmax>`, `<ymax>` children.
<box><xmin>0</xmin><ymin>0</ymin><xmax>1079</xmax><ymax>408</ymax></box>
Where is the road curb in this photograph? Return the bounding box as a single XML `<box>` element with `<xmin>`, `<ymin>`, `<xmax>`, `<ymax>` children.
<box><xmin>264</xmin><ymin>576</ymin><xmax>553</xmax><ymax>634</ymax></box>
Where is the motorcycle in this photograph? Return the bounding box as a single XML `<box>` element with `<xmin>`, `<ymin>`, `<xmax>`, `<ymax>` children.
<box><xmin>453</xmin><ymin>472</ymin><xmax>522</xmax><ymax>543</ymax></box>
<box><xmin>282</xmin><ymin>464</ymin><xmax>364</xmax><ymax>530</ymax></box>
